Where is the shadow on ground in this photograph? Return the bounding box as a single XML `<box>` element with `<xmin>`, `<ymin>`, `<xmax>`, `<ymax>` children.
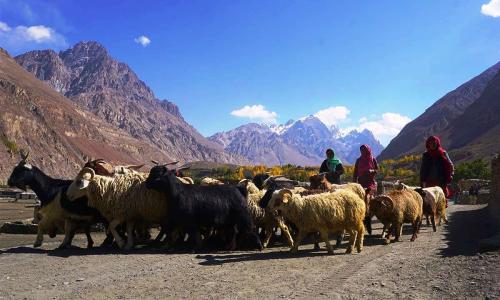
<box><xmin>440</xmin><ymin>205</ymin><xmax>497</xmax><ymax>257</ymax></box>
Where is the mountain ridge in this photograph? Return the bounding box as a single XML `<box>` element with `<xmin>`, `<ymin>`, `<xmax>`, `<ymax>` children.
<box><xmin>14</xmin><ymin>41</ymin><xmax>247</xmax><ymax>166</ymax></box>
<box><xmin>378</xmin><ymin>61</ymin><xmax>500</xmax><ymax>162</ymax></box>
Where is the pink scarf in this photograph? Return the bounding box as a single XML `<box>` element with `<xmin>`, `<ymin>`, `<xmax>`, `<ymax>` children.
<box><xmin>357</xmin><ymin>144</ymin><xmax>375</xmax><ymax>176</ymax></box>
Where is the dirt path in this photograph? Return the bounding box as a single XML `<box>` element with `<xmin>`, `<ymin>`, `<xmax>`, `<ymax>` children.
<box><xmin>0</xmin><ymin>204</ymin><xmax>498</xmax><ymax>299</ymax></box>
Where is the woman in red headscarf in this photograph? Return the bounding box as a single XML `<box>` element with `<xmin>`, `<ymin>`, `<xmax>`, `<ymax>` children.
<box><xmin>353</xmin><ymin>144</ymin><xmax>378</xmax><ymax>235</ymax></box>
<box><xmin>420</xmin><ymin>136</ymin><xmax>454</xmax><ymax>202</ymax></box>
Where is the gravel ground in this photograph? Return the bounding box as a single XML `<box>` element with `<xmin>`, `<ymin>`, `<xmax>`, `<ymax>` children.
<box><xmin>0</xmin><ymin>203</ymin><xmax>498</xmax><ymax>299</ymax></box>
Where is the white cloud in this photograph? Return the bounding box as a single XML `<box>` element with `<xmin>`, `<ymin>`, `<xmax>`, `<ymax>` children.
<box><xmin>356</xmin><ymin>112</ymin><xmax>411</xmax><ymax>146</ymax></box>
<box><xmin>0</xmin><ymin>21</ymin><xmax>11</xmax><ymax>32</ymax></box>
<box><xmin>313</xmin><ymin>106</ymin><xmax>350</xmax><ymax>127</ymax></box>
<box><xmin>134</xmin><ymin>35</ymin><xmax>151</xmax><ymax>47</ymax></box>
<box><xmin>231</xmin><ymin>104</ymin><xmax>278</xmax><ymax>124</ymax></box>
<box><xmin>20</xmin><ymin>25</ymin><xmax>53</xmax><ymax>42</ymax></box>
<box><xmin>0</xmin><ymin>21</ymin><xmax>67</xmax><ymax>49</ymax></box>
<box><xmin>481</xmin><ymin>0</ymin><xmax>500</xmax><ymax>17</ymax></box>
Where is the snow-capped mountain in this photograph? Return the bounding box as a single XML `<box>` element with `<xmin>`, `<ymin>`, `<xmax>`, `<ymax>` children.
<box><xmin>209</xmin><ymin>116</ymin><xmax>384</xmax><ymax>166</ymax></box>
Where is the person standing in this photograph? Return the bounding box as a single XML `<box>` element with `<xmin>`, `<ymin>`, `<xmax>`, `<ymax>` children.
<box><xmin>320</xmin><ymin>148</ymin><xmax>344</xmax><ymax>184</ymax></box>
<box><xmin>420</xmin><ymin>136</ymin><xmax>454</xmax><ymax>205</ymax></box>
<box><xmin>353</xmin><ymin>144</ymin><xmax>379</xmax><ymax>235</ymax></box>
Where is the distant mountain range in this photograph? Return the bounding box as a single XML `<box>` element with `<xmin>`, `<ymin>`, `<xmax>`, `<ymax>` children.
<box><xmin>378</xmin><ymin>61</ymin><xmax>500</xmax><ymax>162</ymax></box>
<box><xmin>209</xmin><ymin>116</ymin><xmax>384</xmax><ymax>166</ymax></box>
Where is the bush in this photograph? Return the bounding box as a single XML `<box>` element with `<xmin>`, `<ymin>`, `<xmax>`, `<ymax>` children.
<box><xmin>1</xmin><ymin>135</ymin><xmax>18</xmax><ymax>154</ymax></box>
<box><xmin>454</xmin><ymin>159</ymin><xmax>491</xmax><ymax>181</ymax></box>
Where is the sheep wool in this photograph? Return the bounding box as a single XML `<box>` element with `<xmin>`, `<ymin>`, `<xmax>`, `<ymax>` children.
<box><xmin>371</xmin><ymin>189</ymin><xmax>423</xmax><ymax>244</ymax></box>
<box><xmin>68</xmin><ymin>170</ymin><xmax>167</xmax><ymax>250</ymax></box>
<box><xmin>269</xmin><ymin>189</ymin><xmax>366</xmax><ymax>254</ymax></box>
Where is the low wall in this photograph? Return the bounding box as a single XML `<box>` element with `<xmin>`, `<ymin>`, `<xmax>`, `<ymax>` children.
<box><xmin>491</xmin><ymin>155</ymin><xmax>500</xmax><ymax>230</ymax></box>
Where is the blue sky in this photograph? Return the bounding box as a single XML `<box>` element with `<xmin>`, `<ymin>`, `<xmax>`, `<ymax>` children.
<box><xmin>1</xmin><ymin>0</ymin><xmax>499</xmax><ymax>145</ymax></box>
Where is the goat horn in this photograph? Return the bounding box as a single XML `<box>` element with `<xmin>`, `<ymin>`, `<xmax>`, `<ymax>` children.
<box><xmin>162</xmin><ymin>161</ymin><xmax>179</xmax><ymax>167</ymax></box>
<box><xmin>20</xmin><ymin>150</ymin><xmax>29</xmax><ymax>161</ymax></box>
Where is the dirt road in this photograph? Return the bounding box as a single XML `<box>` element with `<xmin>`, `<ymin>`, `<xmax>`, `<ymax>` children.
<box><xmin>0</xmin><ymin>203</ymin><xmax>499</xmax><ymax>299</ymax></box>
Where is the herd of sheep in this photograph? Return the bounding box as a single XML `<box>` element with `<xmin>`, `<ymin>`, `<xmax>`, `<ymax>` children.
<box><xmin>5</xmin><ymin>152</ymin><xmax>448</xmax><ymax>254</ymax></box>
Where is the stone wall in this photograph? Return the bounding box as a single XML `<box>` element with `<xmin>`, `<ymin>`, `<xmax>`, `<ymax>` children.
<box><xmin>490</xmin><ymin>155</ymin><xmax>500</xmax><ymax>230</ymax></box>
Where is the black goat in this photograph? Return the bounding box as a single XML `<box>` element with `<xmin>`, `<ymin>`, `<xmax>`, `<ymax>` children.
<box><xmin>146</xmin><ymin>166</ymin><xmax>262</xmax><ymax>251</ymax></box>
<box><xmin>7</xmin><ymin>154</ymin><xmax>109</xmax><ymax>249</ymax></box>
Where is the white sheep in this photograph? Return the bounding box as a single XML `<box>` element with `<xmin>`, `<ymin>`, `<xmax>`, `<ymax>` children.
<box><xmin>268</xmin><ymin>189</ymin><xmax>366</xmax><ymax>254</ymax></box>
<box><xmin>200</xmin><ymin>177</ymin><xmax>224</xmax><ymax>186</ymax></box>
<box><xmin>66</xmin><ymin>167</ymin><xmax>167</xmax><ymax>250</ymax></box>
<box><xmin>237</xmin><ymin>178</ymin><xmax>294</xmax><ymax>247</ymax></box>
<box><xmin>418</xmin><ymin>186</ymin><xmax>448</xmax><ymax>226</ymax></box>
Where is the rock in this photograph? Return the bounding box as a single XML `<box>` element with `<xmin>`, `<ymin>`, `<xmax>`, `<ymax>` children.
<box><xmin>76</xmin><ymin>278</ymin><xmax>84</xmax><ymax>282</ymax></box>
<box><xmin>63</xmin><ymin>282</ymin><xmax>69</xmax><ymax>286</ymax></box>
<box><xmin>0</xmin><ymin>221</ymin><xmax>38</xmax><ymax>234</ymax></box>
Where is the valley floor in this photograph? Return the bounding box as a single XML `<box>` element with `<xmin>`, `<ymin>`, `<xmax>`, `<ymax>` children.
<box><xmin>0</xmin><ymin>203</ymin><xmax>499</xmax><ymax>299</ymax></box>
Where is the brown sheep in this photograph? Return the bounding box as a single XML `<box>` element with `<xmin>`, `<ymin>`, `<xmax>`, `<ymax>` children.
<box><xmin>370</xmin><ymin>189</ymin><xmax>423</xmax><ymax>244</ymax></box>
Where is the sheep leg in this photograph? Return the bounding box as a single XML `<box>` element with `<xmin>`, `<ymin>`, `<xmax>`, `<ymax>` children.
<box><xmin>313</xmin><ymin>232</ymin><xmax>321</xmax><ymax>250</ymax></box>
<box><xmin>381</xmin><ymin>224</ymin><xmax>388</xmax><ymax>238</ymax></box>
<box><xmin>319</xmin><ymin>230</ymin><xmax>334</xmax><ymax>254</ymax></box>
<box><xmin>109</xmin><ymin>219</ymin><xmax>126</xmax><ymax>249</ymax></box>
<box><xmin>223</xmin><ymin>226</ymin><xmax>238</xmax><ymax>251</ymax></box>
<box><xmin>101</xmin><ymin>231</ymin><xmax>115</xmax><ymax>247</ymax></box>
<box><xmin>58</xmin><ymin>219</ymin><xmax>77</xmax><ymax>249</ymax></box>
<box><xmin>346</xmin><ymin>230</ymin><xmax>356</xmax><ymax>254</ymax></box>
<box><xmin>84</xmin><ymin>225</ymin><xmax>94</xmax><ymax>249</ymax></box>
<box><xmin>426</xmin><ymin>215</ymin><xmax>430</xmax><ymax>226</ymax></box>
<box><xmin>442</xmin><ymin>211</ymin><xmax>449</xmax><ymax>224</ymax></box>
<box><xmin>124</xmin><ymin>222</ymin><xmax>135</xmax><ymax>250</ymax></box>
<box><xmin>335</xmin><ymin>231</ymin><xmax>345</xmax><ymax>248</ymax></box>
<box><xmin>290</xmin><ymin>230</ymin><xmax>304</xmax><ymax>254</ymax></box>
<box><xmin>356</xmin><ymin>223</ymin><xmax>365</xmax><ymax>253</ymax></box>
<box><xmin>384</xmin><ymin>224</ymin><xmax>393</xmax><ymax>244</ymax></box>
<box><xmin>276</xmin><ymin>217</ymin><xmax>294</xmax><ymax>247</ymax></box>
<box><xmin>364</xmin><ymin>216</ymin><xmax>372</xmax><ymax>236</ymax></box>
<box><xmin>394</xmin><ymin>223</ymin><xmax>403</xmax><ymax>242</ymax></box>
<box><xmin>410</xmin><ymin>218</ymin><xmax>420</xmax><ymax>241</ymax></box>
<box><xmin>262</xmin><ymin>224</ymin><xmax>274</xmax><ymax>248</ymax></box>
<box><xmin>34</xmin><ymin>221</ymin><xmax>47</xmax><ymax>248</ymax></box>
<box><xmin>431</xmin><ymin>213</ymin><xmax>436</xmax><ymax>232</ymax></box>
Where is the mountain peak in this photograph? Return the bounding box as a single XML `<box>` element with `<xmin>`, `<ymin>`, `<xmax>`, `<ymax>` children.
<box><xmin>13</xmin><ymin>41</ymin><xmax>247</xmax><ymax>165</ymax></box>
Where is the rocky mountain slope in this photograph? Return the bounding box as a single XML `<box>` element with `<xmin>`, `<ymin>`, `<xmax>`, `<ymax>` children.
<box><xmin>209</xmin><ymin>116</ymin><xmax>384</xmax><ymax>166</ymax></box>
<box><xmin>14</xmin><ymin>41</ymin><xmax>246</xmax><ymax>166</ymax></box>
<box><xmin>0</xmin><ymin>47</ymin><xmax>172</xmax><ymax>181</ymax></box>
<box><xmin>378</xmin><ymin>61</ymin><xmax>500</xmax><ymax>161</ymax></box>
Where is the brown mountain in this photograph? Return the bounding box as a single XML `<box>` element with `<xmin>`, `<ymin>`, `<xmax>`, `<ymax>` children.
<box><xmin>14</xmin><ymin>41</ymin><xmax>246</xmax><ymax>166</ymax></box>
<box><xmin>378</xmin><ymin>61</ymin><xmax>500</xmax><ymax>162</ymax></box>
<box><xmin>0</xmin><ymin>47</ymin><xmax>174</xmax><ymax>181</ymax></box>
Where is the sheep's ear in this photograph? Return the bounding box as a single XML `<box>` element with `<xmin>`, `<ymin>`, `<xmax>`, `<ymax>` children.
<box><xmin>278</xmin><ymin>189</ymin><xmax>293</xmax><ymax>204</ymax></box>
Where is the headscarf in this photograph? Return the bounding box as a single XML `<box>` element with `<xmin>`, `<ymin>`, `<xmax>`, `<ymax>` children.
<box><xmin>425</xmin><ymin>136</ymin><xmax>453</xmax><ymax>183</ymax></box>
<box><xmin>326</xmin><ymin>152</ymin><xmax>341</xmax><ymax>173</ymax></box>
<box><xmin>356</xmin><ymin>144</ymin><xmax>376</xmax><ymax>177</ymax></box>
